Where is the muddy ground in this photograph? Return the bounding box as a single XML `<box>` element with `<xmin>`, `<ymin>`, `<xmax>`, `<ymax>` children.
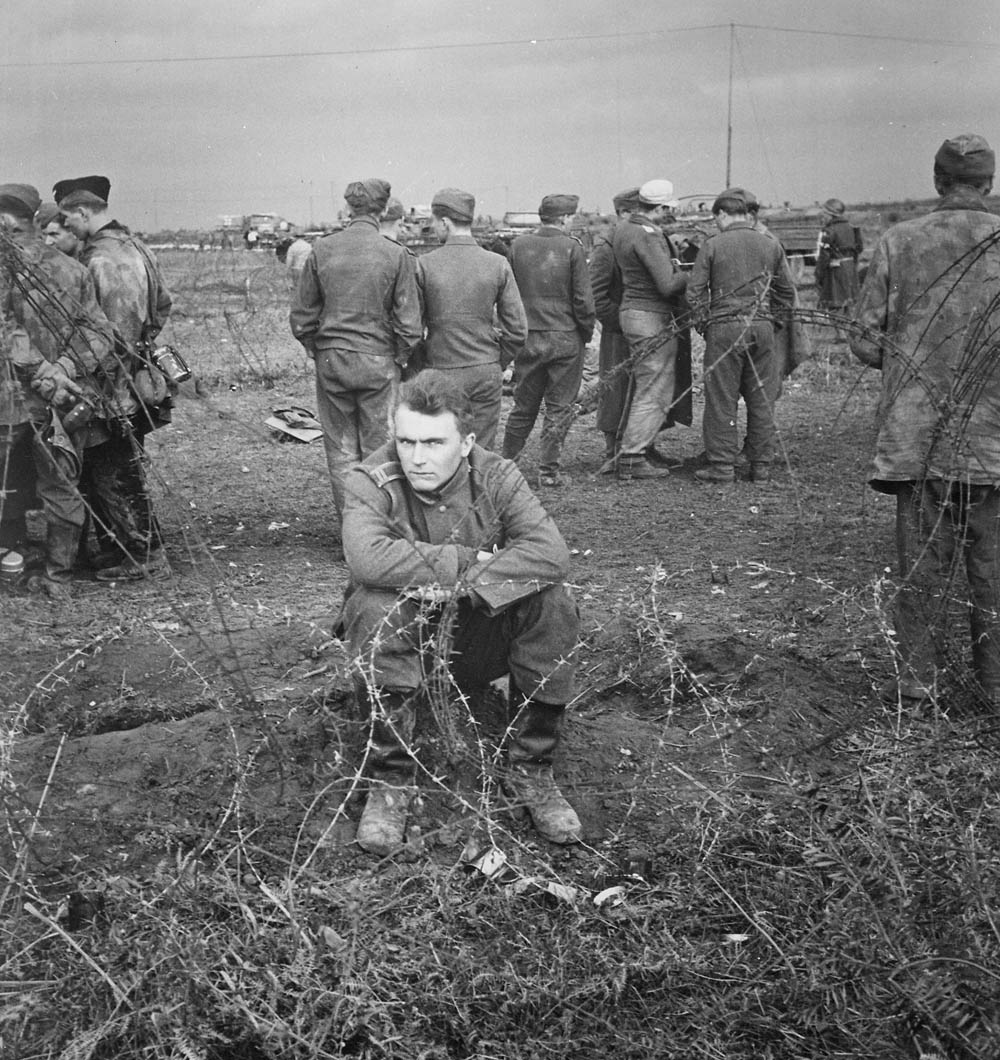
<box><xmin>2</xmin><ymin>299</ymin><xmax>904</xmax><ymax>895</ymax></box>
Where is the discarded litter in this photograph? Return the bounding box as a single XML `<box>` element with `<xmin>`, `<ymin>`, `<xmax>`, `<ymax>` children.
<box><xmin>266</xmin><ymin>406</ymin><xmax>324</xmax><ymax>444</ymax></box>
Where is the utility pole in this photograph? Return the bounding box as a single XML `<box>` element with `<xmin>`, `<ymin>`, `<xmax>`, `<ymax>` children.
<box><xmin>725</xmin><ymin>22</ymin><xmax>735</xmax><ymax>187</ymax></box>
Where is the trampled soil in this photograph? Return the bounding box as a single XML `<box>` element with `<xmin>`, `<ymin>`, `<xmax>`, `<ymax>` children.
<box><xmin>3</xmin><ymin>331</ymin><xmax>900</xmax><ymax>893</ymax></box>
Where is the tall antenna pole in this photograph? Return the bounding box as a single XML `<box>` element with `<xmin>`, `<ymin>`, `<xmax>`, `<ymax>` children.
<box><xmin>725</xmin><ymin>22</ymin><xmax>735</xmax><ymax>187</ymax></box>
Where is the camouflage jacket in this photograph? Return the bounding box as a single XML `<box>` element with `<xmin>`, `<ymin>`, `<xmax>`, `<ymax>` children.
<box><xmin>1</xmin><ymin>232</ymin><xmax>115</xmax><ymax>426</ymax></box>
<box><xmin>341</xmin><ymin>442</ymin><xmax>571</xmax><ymax>614</ymax></box>
<box><xmin>850</xmin><ymin>186</ymin><xmax>1000</xmax><ymax>489</ymax></box>
<box><xmin>81</xmin><ymin>223</ymin><xmax>172</xmax><ymax>347</ymax></box>
<box><xmin>80</xmin><ymin>223</ymin><xmax>173</xmax><ymax>419</ymax></box>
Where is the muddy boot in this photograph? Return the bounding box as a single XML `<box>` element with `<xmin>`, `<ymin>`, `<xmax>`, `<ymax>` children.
<box><xmin>356</xmin><ymin>691</ymin><xmax>417</xmax><ymax>857</ymax></box>
<box><xmin>504</xmin><ymin>699</ymin><xmax>581</xmax><ymax>845</ymax></box>
<box><xmin>27</xmin><ymin>521</ymin><xmax>80</xmax><ymax>600</ymax></box>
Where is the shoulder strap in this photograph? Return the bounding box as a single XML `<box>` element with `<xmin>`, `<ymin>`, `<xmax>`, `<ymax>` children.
<box><xmin>364</xmin><ymin>461</ymin><xmax>405</xmax><ymax>489</ymax></box>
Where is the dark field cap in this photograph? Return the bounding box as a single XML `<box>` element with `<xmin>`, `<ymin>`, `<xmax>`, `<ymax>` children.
<box><xmin>383</xmin><ymin>197</ymin><xmax>405</xmax><ymax>222</ymax></box>
<box><xmin>53</xmin><ymin>175</ymin><xmax>111</xmax><ymax>208</ymax></box>
<box><xmin>726</xmin><ymin>186</ymin><xmax>758</xmax><ymax>208</ymax></box>
<box><xmin>539</xmin><ymin>193</ymin><xmax>579</xmax><ymax>218</ymax></box>
<box><xmin>431</xmin><ymin>187</ymin><xmax>476</xmax><ymax>222</ymax></box>
<box><xmin>713</xmin><ymin>187</ymin><xmax>751</xmax><ymax>212</ymax></box>
<box><xmin>934</xmin><ymin>133</ymin><xmax>995</xmax><ymax>180</ymax></box>
<box><xmin>344</xmin><ymin>178</ymin><xmax>391</xmax><ymax>211</ymax></box>
<box><xmin>35</xmin><ymin>201</ymin><xmax>63</xmax><ymax>228</ymax></box>
<box><xmin>612</xmin><ymin>186</ymin><xmax>642</xmax><ymax>211</ymax></box>
<box><xmin>0</xmin><ymin>183</ymin><xmax>41</xmax><ymax>219</ymax></box>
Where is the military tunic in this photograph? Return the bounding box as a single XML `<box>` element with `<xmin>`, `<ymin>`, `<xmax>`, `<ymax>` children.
<box><xmin>416</xmin><ymin>235</ymin><xmax>527</xmax><ymax>450</ymax></box>
<box><xmin>290</xmin><ymin>216</ymin><xmax>422</xmax><ymax>517</ymax></box>
<box><xmin>340</xmin><ymin>442</ymin><xmax>578</xmax><ymax>701</ymax></box>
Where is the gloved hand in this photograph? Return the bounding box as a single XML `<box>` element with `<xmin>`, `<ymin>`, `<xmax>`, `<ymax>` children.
<box><xmin>31</xmin><ymin>359</ymin><xmax>83</xmax><ymax>406</ymax></box>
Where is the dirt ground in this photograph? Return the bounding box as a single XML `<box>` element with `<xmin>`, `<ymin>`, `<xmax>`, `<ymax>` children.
<box><xmin>2</xmin><ymin>299</ymin><xmax>900</xmax><ymax>895</ymax></box>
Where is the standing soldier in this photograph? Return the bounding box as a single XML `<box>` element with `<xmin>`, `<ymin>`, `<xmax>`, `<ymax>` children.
<box><xmin>0</xmin><ymin>183</ymin><xmax>115</xmax><ymax>595</ymax></box>
<box><xmin>611</xmin><ymin>179</ymin><xmax>690</xmax><ymax>481</ymax></box>
<box><xmin>815</xmin><ymin>197</ymin><xmax>862</xmax><ymax>340</ymax></box>
<box><xmin>589</xmin><ymin>186</ymin><xmax>640</xmax><ymax>471</ymax></box>
<box><xmin>851</xmin><ymin>134</ymin><xmax>1000</xmax><ymax>708</ymax></box>
<box><xmin>417</xmin><ymin>187</ymin><xmax>527</xmax><ymax>450</ymax></box>
<box><xmin>687</xmin><ymin>188</ymin><xmax>796</xmax><ymax>484</ymax></box>
<box><xmin>290</xmin><ymin>178</ymin><xmax>422</xmax><ymax>521</ymax></box>
<box><xmin>502</xmin><ymin>194</ymin><xmax>595</xmax><ymax>487</ymax></box>
<box><xmin>54</xmin><ymin>174</ymin><xmax>173</xmax><ymax>581</ymax></box>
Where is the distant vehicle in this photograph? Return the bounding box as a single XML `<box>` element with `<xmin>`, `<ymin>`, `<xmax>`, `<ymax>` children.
<box><xmin>243</xmin><ymin>213</ymin><xmax>287</xmax><ymax>249</ymax></box>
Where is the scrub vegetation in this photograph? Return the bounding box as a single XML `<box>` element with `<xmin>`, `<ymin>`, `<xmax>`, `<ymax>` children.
<box><xmin>2</xmin><ymin>241</ymin><xmax>999</xmax><ymax>1059</ymax></box>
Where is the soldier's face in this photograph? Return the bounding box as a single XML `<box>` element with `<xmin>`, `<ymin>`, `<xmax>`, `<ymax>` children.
<box><xmin>61</xmin><ymin>207</ymin><xmax>90</xmax><ymax>239</ymax></box>
<box><xmin>43</xmin><ymin>221</ymin><xmax>79</xmax><ymax>255</ymax></box>
<box><xmin>394</xmin><ymin>406</ymin><xmax>475</xmax><ymax>493</ymax></box>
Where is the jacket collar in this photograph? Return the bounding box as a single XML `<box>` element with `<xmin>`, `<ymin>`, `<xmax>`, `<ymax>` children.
<box><xmin>347</xmin><ymin>215</ymin><xmax>380</xmax><ymax>232</ymax></box>
<box><xmin>934</xmin><ymin>186</ymin><xmax>994</xmax><ymax>214</ymax></box>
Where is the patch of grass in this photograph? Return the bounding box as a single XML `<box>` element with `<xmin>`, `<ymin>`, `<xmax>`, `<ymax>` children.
<box><xmin>4</xmin><ymin>579</ymin><xmax>999</xmax><ymax>1060</ymax></box>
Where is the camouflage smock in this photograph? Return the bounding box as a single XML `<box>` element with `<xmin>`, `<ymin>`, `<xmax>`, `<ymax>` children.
<box><xmin>850</xmin><ymin>186</ymin><xmax>1000</xmax><ymax>490</ymax></box>
<box><xmin>1</xmin><ymin>233</ymin><xmax>114</xmax><ymax>426</ymax></box>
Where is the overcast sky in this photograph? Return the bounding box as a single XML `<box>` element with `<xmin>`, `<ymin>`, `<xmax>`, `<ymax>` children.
<box><xmin>3</xmin><ymin>0</ymin><xmax>998</xmax><ymax>231</ymax></box>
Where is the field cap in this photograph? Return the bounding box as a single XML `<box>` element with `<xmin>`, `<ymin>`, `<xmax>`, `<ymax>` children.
<box><xmin>383</xmin><ymin>197</ymin><xmax>405</xmax><ymax>222</ymax></box>
<box><xmin>539</xmin><ymin>193</ymin><xmax>580</xmax><ymax>219</ymax></box>
<box><xmin>53</xmin><ymin>175</ymin><xmax>111</xmax><ymax>209</ymax></box>
<box><xmin>431</xmin><ymin>187</ymin><xmax>476</xmax><ymax>222</ymax></box>
<box><xmin>713</xmin><ymin>187</ymin><xmax>751</xmax><ymax>212</ymax></box>
<box><xmin>934</xmin><ymin>133</ymin><xmax>995</xmax><ymax>180</ymax></box>
<box><xmin>344</xmin><ymin>178</ymin><xmax>391</xmax><ymax>211</ymax></box>
<box><xmin>727</xmin><ymin>186</ymin><xmax>758</xmax><ymax>210</ymax></box>
<box><xmin>612</xmin><ymin>186</ymin><xmax>642</xmax><ymax>212</ymax></box>
<box><xmin>0</xmin><ymin>183</ymin><xmax>41</xmax><ymax>219</ymax></box>
<box><xmin>822</xmin><ymin>198</ymin><xmax>846</xmax><ymax>216</ymax></box>
<box><xmin>35</xmin><ymin>202</ymin><xmax>63</xmax><ymax>228</ymax></box>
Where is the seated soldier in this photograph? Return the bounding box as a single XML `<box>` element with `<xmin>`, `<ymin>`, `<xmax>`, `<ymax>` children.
<box><xmin>339</xmin><ymin>369</ymin><xmax>582</xmax><ymax>856</ymax></box>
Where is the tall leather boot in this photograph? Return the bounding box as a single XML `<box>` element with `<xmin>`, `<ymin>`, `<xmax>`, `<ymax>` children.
<box><xmin>28</xmin><ymin>521</ymin><xmax>81</xmax><ymax>599</ymax></box>
<box><xmin>356</xmin><ymin>690</ymin><xmax>417</xmax><ymax>856</ymax></box>
<box><xmin>504</xmin><ymin>696</ymin><xmax>581</xmax><ymax>845</ymax></box>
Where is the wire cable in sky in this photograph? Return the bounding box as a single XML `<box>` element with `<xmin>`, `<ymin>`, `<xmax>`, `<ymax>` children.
<box><xmin>1</xmin><ymin>21</ymin><xmax>997</xmax><ymax>69</ymax></box>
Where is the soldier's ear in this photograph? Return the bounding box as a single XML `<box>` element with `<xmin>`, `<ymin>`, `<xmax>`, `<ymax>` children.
<box><xmin>461</xmin><ymin>432</ymin><xmax>475</xmax><ymax>456</ymax></box>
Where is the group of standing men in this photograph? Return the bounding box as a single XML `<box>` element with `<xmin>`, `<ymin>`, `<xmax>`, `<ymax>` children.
<box><xmin>0</xmin><ymin>176</ymin><xmax>172</xmax><ymax>594</ymax></box>
<box><xmin>290</xmin><ymin>174</ymin><xmax>803</xmax><ymax>507</ymax></box>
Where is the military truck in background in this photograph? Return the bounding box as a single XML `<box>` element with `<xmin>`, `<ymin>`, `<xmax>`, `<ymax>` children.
<box><xmin>760</xmin><ymin>211</ymin><xmax>824</xmax><ymax>280</ymax></box>
<box><xmin>214</xmin><ymin>213</ymin><xmax>291</xmax><ymax>250</ymax></box>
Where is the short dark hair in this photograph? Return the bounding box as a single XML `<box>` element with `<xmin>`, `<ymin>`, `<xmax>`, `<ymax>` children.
<box><xmin>935</xmin><ymin>172</ymin><xmax>993</xmax><ymax>196</ymax></box>
<box><xmin>397</xmin><ymin>369</ymin><xmax>475</xmax><ymax>436</ymax></box>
